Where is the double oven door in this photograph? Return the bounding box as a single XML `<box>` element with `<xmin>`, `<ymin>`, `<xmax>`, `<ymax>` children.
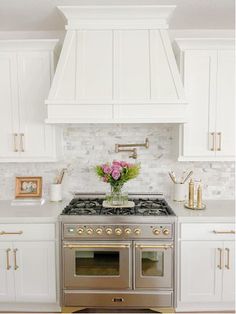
<box><xmin>63</xmin><ymin>241</ymin><xmax>173</xmax><ymax>290</ymax></box>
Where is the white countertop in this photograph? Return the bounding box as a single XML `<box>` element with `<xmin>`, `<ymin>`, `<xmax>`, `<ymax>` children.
<box><xmin>168</xmin><ymin>199</ymin><xmax>235</xmax><ymax>222</ymax></box>
<box><xmin>0</xmin><ymin>200</ymin><xmax>66</xmax><ymax>223</ymax></box>
<box><xmin>0</xmin><ymin>199</ymin><xmax>234</xmax><ymax>223</ymax></box>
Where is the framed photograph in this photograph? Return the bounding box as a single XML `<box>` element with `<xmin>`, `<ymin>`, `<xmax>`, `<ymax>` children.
<box><xmin>15</xmin><ymin>176</ymin><xmax>42</xmax><ymax>198</ymax></box>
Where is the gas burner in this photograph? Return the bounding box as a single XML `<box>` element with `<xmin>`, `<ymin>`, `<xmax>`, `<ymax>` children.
<box><xmin>62</xmin><ymin>197</ymin><xmax>175</xmax><ymax>216</ymax></box>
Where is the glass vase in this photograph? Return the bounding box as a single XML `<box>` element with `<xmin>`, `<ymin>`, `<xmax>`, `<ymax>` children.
<box><xmin>106</xmin><ymin>185</ymin><xmax>128</xmax><ymax>206</ymax></box>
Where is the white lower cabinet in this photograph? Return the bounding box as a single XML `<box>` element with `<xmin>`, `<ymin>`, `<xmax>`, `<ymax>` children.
<box><xmin>222</xmin><ymin>241</ymin><xmax>235</xmax><ymax>302</ymax></box>
<box><xmin>177</xmin><ymin>223</ymin><xmax>235</xmax><ymax>312</ymax></box>
<box><xmin>0</xmin><ymin>242</ymin><xmax>15</xmax><ymax>302</ymax></box>
<box><xmin>0</xmin><ymin>224</ymin><xmax>57</xmax><ymax>308</ymax></box>
<box><xmin>14</xmin><ymin>242</ymin><xmax>56</xmax><ymax>302</ymax></box>
<box><xmin>180</xmin><ymin>241</ymin><xmax>222</xmax><ymax>303</ymax></box>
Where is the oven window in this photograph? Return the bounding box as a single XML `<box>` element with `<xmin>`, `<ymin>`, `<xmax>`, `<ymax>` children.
<box><xmin>75</xmin><ymin>251</ymin><xmax>120</xmax><ymax>276</ymax></box>
<box><xmin>141</xmin><ymin>251</ymin><xmax>164</xmax><ymax>276</ymax></box>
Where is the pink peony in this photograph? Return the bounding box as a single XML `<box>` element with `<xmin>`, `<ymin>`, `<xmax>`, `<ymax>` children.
<box><xmin>102</xmin><ymin>164</ymin><xmax>112</xmax><ymax>174</ymax></box>
<box><xmin>112</xmin><ymin>160</ymin><xmax>121</xmax><ymax>167</ymax></box>
<box><xmin>120</xmin><ymin>161</ymin><xmax>128</xmax><ymax>167</ymax></box>
<box><xmin>111</xmin><ymin>169</ymin><xmax>121</xmax><ymax>180</ymax></box>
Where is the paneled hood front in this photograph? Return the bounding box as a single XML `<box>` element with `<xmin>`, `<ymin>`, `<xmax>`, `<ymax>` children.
<box><xmin>46</xmin><ymin>4</ymin><xmax>187</xmax><ymax>123</ymax></box>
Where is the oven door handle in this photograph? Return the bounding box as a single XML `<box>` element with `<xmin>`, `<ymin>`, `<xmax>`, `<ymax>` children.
<box><xmin>63</xmin><ymin>244</ymin><xmax>130</xmax><ymax>249</ymax></box>
<box><xmin>135</xmin><ymin>244</ymin><xmax>173</xmax><ymax>250</ymax></box>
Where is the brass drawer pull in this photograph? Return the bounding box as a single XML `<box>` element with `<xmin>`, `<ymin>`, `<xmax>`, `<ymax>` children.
<box><xmin>213</xmin><ymin>230</ymin><xmax>235</xmax><ymax>234</ymax></box>
<box><xmin>63</xmin><ymin>244</ymin><xmax>130</xmax><ymax>249</ymax></box>
<box><xmin>217</xmin><ymin>132</ymin><xmax>222</xmax><ymax>151</ymax></box>
<box><xmin>0</xmin><ymin>231</ymin><xmax>23</xmax><ymax>235</ymax></box>
<box><xmin>210</xmin><ymin>132</ymin><xmax>216</xmax><ymax>151</ymax></box>
<box><xmin>13</xmin><ymin>133</ymin><xmax>19</xmax><ymax>152</ymax></box>
<box><xmin>6</xmin><ymin>248</ymin><xmax>11</xmax><ymax>270</ymax></box>
<box><xmin>20</xmin><ymin>133</ymin><xmax>25</xmax><ymax>152</ymax></box>
<box><xmin>13</xmin><ymin>248</ymin><xmax>19</xmax><ymax>270</ymax></box>
<box><xmin>217</xmin><ymin>248</ymin><xmax>222</xmax><ymax>269</ymax></box>
<box><xmin>135</xmin><ymin>244</ymin><xmax>173</xmax><ymax>250</ymax></box>
<box><xmin>225</xmin><ymin>248</ymin><xmax>230</xmax><ymax>269</ymax></box>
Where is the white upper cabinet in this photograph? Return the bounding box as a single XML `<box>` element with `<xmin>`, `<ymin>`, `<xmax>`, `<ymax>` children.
<box><xmin>46</xmin><ymin>5</ymin><xmax>187</xmax><ymax>123</ymax></box>
<box><xmin>0</xmin><ymin>40</ymin><xmax>59</xmax><ymax>162</ymax></box>
<box><xmin>215</xmin><ymin>50</ymin><xmax>235</xmax><ymax>157</ymax></box>
<box><xmin>0</xmin><ymin>53</ymin><xmax>19</xmax><ymax>158</ymax></box>
<box><xmin>176</xmin><ymin>39</ymin><xmax>235</xmax><ymax>161</ymax></box>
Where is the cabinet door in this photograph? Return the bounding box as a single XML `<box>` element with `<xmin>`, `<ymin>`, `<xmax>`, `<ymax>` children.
<box><xmin>17</xmin><ymin>52</ymin><xmax>56</xmax><ymax>159</ymax></box>
<box><xmin>0</xmin><ymin>243</ymin><xmax>15</xmax><ymax>301</ymax></box>
<box><xmin>14</xmin><ymin>241</ymin><xmax>56</xmax><ymax>303</ymax></box>
<box><xmin>215</xmin><ymin>50</ymin><xmax>235</xmax><ymax>157</ymax></box>
<box><xmin>180</xmin><ymin>241</ymin><xmax>222</xmax><ymax>303</ymax></box>
<box><xmin>181</xmin><ymin>50</ymin><xmax>217</xmax><ymax>157</ymax></box>
<box><xmin>222</xmin><ymin>241</ymin><xmax>235</xmax><ymax>302</ymax></box>
<box><xmin>0</xmin><ymin>52</ymin><xmax>20</xmax><ymax>159</ymax></box>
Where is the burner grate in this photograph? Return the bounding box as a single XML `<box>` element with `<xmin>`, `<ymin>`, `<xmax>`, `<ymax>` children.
<box><xmin>61</xmin><ymin>198</ymin><xmax>175</xmax><ymax>216</ymax></box>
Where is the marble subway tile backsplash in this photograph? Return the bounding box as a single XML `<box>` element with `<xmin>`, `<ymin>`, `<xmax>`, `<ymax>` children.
<box><xmin>0</xmin><ymin>124</ymin><xmax>234</xmax><ymax>200</ymax></box>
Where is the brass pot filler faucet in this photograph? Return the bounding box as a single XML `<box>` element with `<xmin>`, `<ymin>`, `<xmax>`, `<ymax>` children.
<box><xmin>115</xmin><ymin>138</ymin><xmax>149</xmax><ymax>159</ymax></box>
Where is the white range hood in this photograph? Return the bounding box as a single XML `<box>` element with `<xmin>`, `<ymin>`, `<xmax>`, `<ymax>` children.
<box><xmin>46</xmin><ymin>4</ymin><xmax>187</xmax><ymax>123</ymax></box>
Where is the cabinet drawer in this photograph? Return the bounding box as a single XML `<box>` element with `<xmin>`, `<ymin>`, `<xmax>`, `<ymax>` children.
<box><xmin>180</xmin><ymin>223</ymin><xmax>235</xmax><ymax>240</ymax></box>
<box><xmin>64</xmin><ymin>291</ymin><xmax>173</xmax><ymax>307</ymax></box>
<box><xmin>0</xmin><ymin>224</ymin><xmax>55</xmax><ymax>241</ymax></box>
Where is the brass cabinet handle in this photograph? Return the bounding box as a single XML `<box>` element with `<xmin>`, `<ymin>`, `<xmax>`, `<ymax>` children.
<box><xmin>225</xmin><ymin>248</ymin><xmax>230</xmax><ymax>269</ymax></box>
<box><xmin>217</xmin><ymin>248</ymin><xmax>223</xmax><ymax>269</ymax></box>
<box><xmin>63</xmin><ymin>244</ymin><xmax>130</xmax><ymax>249</ymax></box>
<box><xmin>6</xmin><ymin>248</ymin><xmax>11</xmax><ymax>270</ymax></box>
<box><xmin>13</xmin><ymin>248</ymin><xmax>19</xmax><ymax>270</ymax></box>
<box><xmin>135</xmin><ymin>244</ymin><xmax>173</xmax><ymax>250</ymax></box>
<box><xmin>0</xmin><ymin>231</ymin><xmax>23</xmax><ymax>235</ymax></box>
<box><xmin>213</xmin><ymin>230</ymin><xmax>235</xmax><ymax>234</ymax></box>
<box><xmin>13</xmin><ymin>133</ymin><xmax>19</xmax><ymax>152</ymax></box>
<box><xmin>217</xmin><ymin>132</ymin><xmax>222</xmax><ymax>151</ymax></box>
<box><xmin>210</xmin><ymin>132</ymin><xmax>216</xmax><ymax>151</ymax></box>
<box><xmin>20</xmin><ymin>133</ymin><xmax>24</xmax><ymax>152</ymax></box>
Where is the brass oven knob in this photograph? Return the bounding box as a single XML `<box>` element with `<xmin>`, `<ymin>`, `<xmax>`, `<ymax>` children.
<box><xmin>96</xmin><ymin>228</ymin><xmax>103</xmax><ymax>235</ymax></box>
<box><xmin>105</xmin><ymin>228</ymin><xmax>113</xmax><ymax>235</ymax></box>
<box><xmin>162</xmin><ymin>228</ymin><xmax>170</xmax><ymax>235</ymax></box>
<box><xmin>153</xmin><ymin>228</ymin><xmax>160</xmax><ymax>235</ymax></box>
<box><xmin>124</xmin><ymin>228</ymin><xmax>132</xmax><ymax>235</ymax></box>
<box><xmin>115</xmin><ymin>228</ymin><xmax>122</xmax><ymax>236</ymax></box>
<box><xmin>86</xmin><ymin>228</ymin><xmax>93</xmax><ymax>235</ymax></box>
<box><xmin>77</xmin><ymin>228</ymin><xmax>84</xmax><ymax>235</ymax></box>
<box><xmin>134</xmin><ymin>228</ymin><xmax>141</xmax><ymax>235</ymax></box>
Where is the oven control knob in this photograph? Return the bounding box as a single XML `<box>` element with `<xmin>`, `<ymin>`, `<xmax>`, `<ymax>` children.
<box><xmin>153</xmin><ymin>228</ymin><xmax>161</xmax><ymax>236</ymax></box>
<box><xmin>124</xmin><ymin>228</ymin><xmax>132</xmax><ymax>235</ymax></box>
<box><xmin>105</xmin><ymin>228</ymin><xmax>113</xmax><ymax>235</ymax></box>
<box><xmin>96</xmin><ymin>228</ymin><xmax>103</xmax><ymax>235</ymax></box>
<box><xmin>134</xmin><ymin>228</ymin><xmax>141</xmax><ymax>235</ymax></box>
<box><xmin>77</xmin><ymin>228</ymin><xmax>84</xmax><ymax>235</ymax></box>
<box><xmin>162</xmin><ymin>228</ymin><xmax>170</xmax><ymax>235</ymax></box>
<box><xmin>115</xmin><ymin>228</ymin><xmax>122</xmax><ymax>236</ymax></box>
<box><xmin>86</xmin><ymin>228</ymin><xmax>93</xmax><ymax>235</ymax></box>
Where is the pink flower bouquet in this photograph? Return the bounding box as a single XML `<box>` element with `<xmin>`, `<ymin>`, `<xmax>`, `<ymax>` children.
<box><xmin>95</xmin><ymin>160</ymin><xmax>140</xmax><ymax>194</ymax></box>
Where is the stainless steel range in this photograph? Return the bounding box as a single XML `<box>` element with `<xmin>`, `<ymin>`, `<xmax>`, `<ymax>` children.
<box><xmin>60</xmin><ymin>194</ymin><xmax>176</xmax><ymax>311</ymax></box>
